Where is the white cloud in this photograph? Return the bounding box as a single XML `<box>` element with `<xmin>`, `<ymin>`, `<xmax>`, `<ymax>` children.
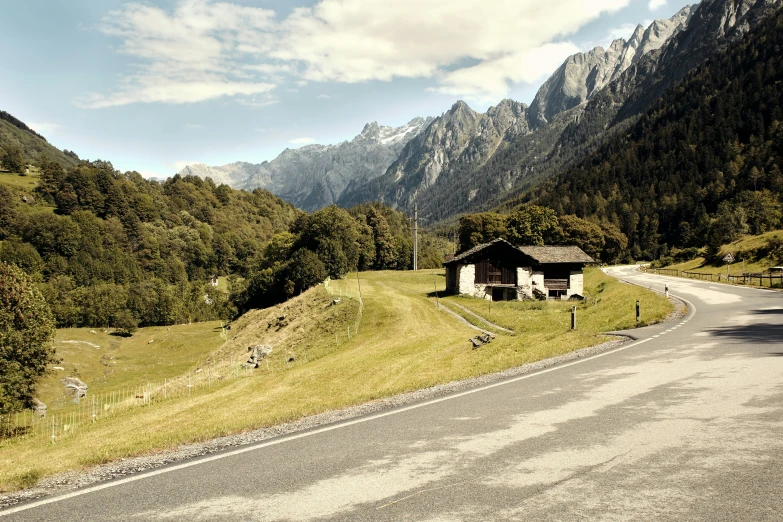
<box><xmin>317</xmin><ymin>94</ymin><xmax>330</xmax><ymax>99</ymax></box>
<box><xmin>28</xmin><ymin>122</ymin><xmax>61</xmax><ymax>136</ymax></box>
<box><xmin>272</xmin><ymin>0</ymin><xmax>631</xmax><ymax>99</ymax></box>
<box><xmin>139</xmin><ymin>170</ymin><xmax>162</xmax><ymax>179</ymax></box>
<box><xmin>89</xmin><ymin>0</ymin><xmax>634</xmax><ymax>106</ymax></box>
<box><xmin>431</xmin><ymin>42</ymin><xmax>581</xmax><ymax>102</ymax></box>
<box><xmin>649</xmin><ymin>0</ymin><xmax>667</xmax><ymax>10</ymax></box>
<box><xmin>289</xmin><ymin>137</ymin><xmax>315</xmax><ymax>145</ymax></box>
<box><xmin>82</xmin><ymin>0</ymin><xmax>279</xmax><ymax>108</ymax></box>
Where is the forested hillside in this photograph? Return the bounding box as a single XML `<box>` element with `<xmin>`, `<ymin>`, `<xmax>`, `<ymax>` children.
<box><xmin>519</xmin><ymin>5</ymin><xmax>783</xmax><ymax>261</ymax></box>
<box><xmin>0</xmin><ymin>156</ymin><xmax>448</xmax><ymax>330</ymax></box>
<box><xmin>0</xmin><ymin>112</ymin><xmax>80</xmax><ymax>170</ymax></box>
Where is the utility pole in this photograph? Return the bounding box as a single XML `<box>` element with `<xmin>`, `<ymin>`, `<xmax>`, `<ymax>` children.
<box><xmin>413</xmin><ymin>203</ymin><xmax>418</xmax><ymax>271</ymax></box>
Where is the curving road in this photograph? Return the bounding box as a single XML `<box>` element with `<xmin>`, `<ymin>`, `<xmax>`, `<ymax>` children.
<box><xmin>4</xmin><ymin>266</ymin><xmax>783</xmax><ymax>521</ymax></box>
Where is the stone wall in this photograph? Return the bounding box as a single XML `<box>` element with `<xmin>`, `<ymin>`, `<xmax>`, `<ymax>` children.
<box><xmin>457</xmin><ymin>264</ymin><xmax>475</xmax><ymax>296</ymax></box>
<box><xmin>531</xmin><ymin>270</ymin><xmax>545</xmax><ymax>295</ymax></box>
<box><xmin>516</xmin><ymin>266</ymin><xmax>533</xmax><ymax>299</ymax></box>
<box><xmin>568</xmin><ymin>271</ymin><xmax>584</xmax><ymax>297</ymax></box>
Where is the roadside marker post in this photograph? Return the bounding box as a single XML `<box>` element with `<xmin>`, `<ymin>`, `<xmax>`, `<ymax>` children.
<box><xmin>571</xmin><ymin>306</ymin><xmax>576</xmax><ymax>330</ymax></box>
<box><xmin>636</xmin><ymin>300</ymin><xmax>641</xmax><ymax>322</ymax></box>
<box><xmin>665</xmin><ymin>283</ymin><xmax>669</xmax><ymax>298</ymax></box>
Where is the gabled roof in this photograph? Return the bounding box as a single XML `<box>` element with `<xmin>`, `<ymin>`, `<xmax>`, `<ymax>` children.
<box><xmin>518</xmin><ymin>245</ymin><xmax>595</xmax><ymax>264</ymax></box>
<box><xmin>445</xmin><ymin>238</ymin><xmax>594</xmax><ymax>265</ymax></box>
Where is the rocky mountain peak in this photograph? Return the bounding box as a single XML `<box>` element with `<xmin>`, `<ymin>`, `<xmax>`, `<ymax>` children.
<box><xmin>178</xmin><ymin>116</ymin><xmax>432</xmax><ymax>211</ymax></box>
<box><xmin>360</xmin><ymin>121</ymin><xmax>381</xmax><ymax>139</ymax></box>
<box><xmin>527</xmin><ymin>5</ymin><xmax>693</xmax><ymax>128</ymax></box>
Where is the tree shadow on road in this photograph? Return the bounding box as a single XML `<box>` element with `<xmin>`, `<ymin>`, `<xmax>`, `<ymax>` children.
<box><xmin>750</xmin><ymin>308</ymin><xmax>783</xmax><ymax>315</ymax></box>
<box><xmin>706</xmin><ymin>322</ymin><xmax>783</xmax><ymax>345</ymax></box>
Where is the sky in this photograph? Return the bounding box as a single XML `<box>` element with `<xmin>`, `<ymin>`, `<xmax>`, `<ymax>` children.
<box><xmin>0</xmin><ymin>0</ymin><xmax>694</xmax><ymax>178</ymax></box>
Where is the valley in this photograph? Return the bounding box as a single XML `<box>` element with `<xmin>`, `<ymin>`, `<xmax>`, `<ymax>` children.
<box><xmin>0</xmin><ymin>268</ymin><xmax>669</xmax><ymax>495</ymax></box>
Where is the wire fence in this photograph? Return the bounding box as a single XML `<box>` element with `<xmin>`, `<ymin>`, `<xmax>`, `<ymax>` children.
<box><xmin>0</xmin><ymin>355</ymin><xmax>264</xmax><ymax>444</ymax></box>
<box><xmin>641</xmin><ymin>267</ymin><xmax>783</xmax><ymax>287</ymax></box>
<box><xmin>3</xmin><ymin>280</ymin><xmax>368</xmax><ymax>446</ymax></box>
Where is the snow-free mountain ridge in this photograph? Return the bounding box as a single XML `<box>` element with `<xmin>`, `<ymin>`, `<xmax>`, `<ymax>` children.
<box><xmin>179</xmin><ymin>117</ymin><xmax>432</xmax><ymax>212</ymax></box>
<box><xmin>181</xmin><ymin>0</ymin><xmax>778</xmax><ymax>223</ymax></box>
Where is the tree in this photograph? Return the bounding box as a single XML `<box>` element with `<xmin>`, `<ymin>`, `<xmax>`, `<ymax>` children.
<box><xmin>1</xmin><ymin>145</ymin><xmax>25</xmax><ymax>174</ymax></box>
<box><xmin>113</xmin><ymin>309</ymin><xmax>138</xmax><ymax>337</ymax></box>
<box><xmin>507</xmin><ymin>205</ymin><xmax>558</xmax><ymax>246</ymax></box>
<box><xmin>0</xmin><ymin>240</ymin><xmax>44</xmax><ymax>276</ymax></box>
<box><xmin>284</xmin><ymin>249</ymin><xmax>327</xmax><ymax>297</ymax></box>
<box><xmin>0</xmin><ymin>185</ymin><xmax>16</xmax><ymax>240</ymax></box>
<box><xmin>0</xmin><ymin>263</ymin><xmax>57</xmax><ymax>414</ymax></box>
<box><xmin>457</xmin><ymin>212</ymin><xmax>508</xmax><ymax>252</ymax></box>
<box><xmin>736</xmin><ymin>190</ymin><xmax>782</xmax><ymax>235</ymax></box>
<box><xmin>550</xmin><ymin>215</ymin><xmax>604</xmax><ymax>260</ymax></box>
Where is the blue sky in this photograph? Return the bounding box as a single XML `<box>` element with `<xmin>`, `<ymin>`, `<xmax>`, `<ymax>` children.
<box><xmin>0</xmin><ymin>0</ymin><xmax>693</xmax><ymax>177</ymax></box>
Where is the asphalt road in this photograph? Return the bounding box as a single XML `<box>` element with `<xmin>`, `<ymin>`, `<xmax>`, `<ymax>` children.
<box><xmin>4</xmin><ymin>266</ymin><xmax>783</xmax><ymax>521</ymax></box>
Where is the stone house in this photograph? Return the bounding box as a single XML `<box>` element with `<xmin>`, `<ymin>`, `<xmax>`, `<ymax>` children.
<box><xmin>444</xmin><ymin>238</ymin><xmax>594</xmax><ymax>301</ymax></box>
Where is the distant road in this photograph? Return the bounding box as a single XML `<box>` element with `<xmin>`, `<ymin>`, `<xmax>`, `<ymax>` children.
<box><xmin>4</xmin><ymin>266</ymin><xmax>783</xmax><ymax>521</ymax></box>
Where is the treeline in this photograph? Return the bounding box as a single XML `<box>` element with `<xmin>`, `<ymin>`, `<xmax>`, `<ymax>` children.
<box><xmin>457</xmin><ymin>204</ymin><xmax>627</xmax><ymax>263</ymax></box>
<box><xmin>1</xmin><ymin>160</ymin><xmax>299</xmax><ymax>329</ymax></box>
<box><xmin>236</xmin><ymin>202</ymin><xmax>451</xmax><ymax>309</ymax></box>
<box><xmin>0</xmin><ymin>159</ymin><xmax>449</xmax><ymax>330</ymax></box>
<box><xmin>523</xmin><ymin>6</ymin><xmax>783</xmax><ymax>262</ymax></box>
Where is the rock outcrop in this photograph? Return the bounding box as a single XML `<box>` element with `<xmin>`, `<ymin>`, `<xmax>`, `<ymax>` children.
<box><xmin>246</xmin><ymin>344</ymin><xmax>273</xmax><ymax>368</ymax></box>
<box><xmin>61</xmin><ymin>377</ymin><xmax>87</xmax><ymax>402</ymax></box>
<box><xmin>527</xmin><ymin>5</ymin><xmax>693</xmax><ymax>128</ymax></box>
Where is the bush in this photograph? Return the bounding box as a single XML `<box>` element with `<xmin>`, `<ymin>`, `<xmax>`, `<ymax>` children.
<box><xmin>113</xmin><ymin>309</ymin><xmax>138</xmax><ymax>337</ymax></box>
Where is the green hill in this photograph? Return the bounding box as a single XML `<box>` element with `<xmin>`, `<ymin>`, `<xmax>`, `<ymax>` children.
<box><xmin>0</xmin><ymin>112</ymin><xmax>79</xmax><ymax>170</ymax></box>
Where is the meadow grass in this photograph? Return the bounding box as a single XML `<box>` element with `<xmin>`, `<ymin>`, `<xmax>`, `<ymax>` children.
<box><xmin>0</xmin><ymin>268</ymin><xmax>671</xmax><ymax>492</ymax></box>
<box><xmin>36</xmin><ymin>322</ymin><xmax>226</xmax><ymax>412</ymax></box>
<box><xmin>0</xmin><ymin>169</ymin><xmax>39</xmax><ymax>191</ymax></box>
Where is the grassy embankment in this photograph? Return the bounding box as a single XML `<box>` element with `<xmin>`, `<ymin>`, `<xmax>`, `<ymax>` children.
<box><xmin>664</xmin><ymin>230</ymin><xmax>783</xmax><ymax>276</ymax></box>
<box><xmin>0</xmin><ymin>268</ymin><xmax>671</xmax><ymax>492</ymax></box>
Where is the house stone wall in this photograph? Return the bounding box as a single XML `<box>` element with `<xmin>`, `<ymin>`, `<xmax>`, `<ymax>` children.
<box><xmin>516</xmin><ymin>266</ymin><xmax>533</xmax><ymax>299</ymax></box>
<box><xmin>531</xmin><ymin>270</ymin><xmax>545</xmax><ymax>296</ymax></box>
<box><xmin>457</xmin><ymin>264</ymin><xmax>475</xmax><ymax>296</ymax></box>
<box><xmin>567</xmin><ymin>271</ymin><xmax>584</xmax><ymax>297</ymax></box>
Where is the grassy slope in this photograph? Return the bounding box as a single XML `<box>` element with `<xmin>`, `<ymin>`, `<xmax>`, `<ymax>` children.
<box><xmin>0</xmin><ymin>269</ymin><xmax>671</xmax><ymax>492</ymax></box>
<box><xmin>36</xmin><ymin>322</ymin><xmax>225</xmax><ymax>412</ymax></box>
<box><xmin>667</xmin><ymin>230</ymin><xmax>783</xmax><ymax>276</ymax></box>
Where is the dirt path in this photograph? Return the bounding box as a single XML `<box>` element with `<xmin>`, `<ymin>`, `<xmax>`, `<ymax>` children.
<box><xmin>440</xmin><ymin>301</ymin><xmax>514</xmax><ymax>333</ymax></box>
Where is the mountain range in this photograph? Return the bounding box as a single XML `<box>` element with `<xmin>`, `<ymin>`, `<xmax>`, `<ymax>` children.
<box><xmin>179</xmin><ymin>4</ymin><xmax>700</xmax><ymax>219</ymax></box>
<box><xmin>9</xmin><ymin>0</ymin><xmax>776</xmax><ymax>228</ymax></box>
<box><xmin>179</xmin><ymin>117</ymin><xmax>432</xmax><ymax>211</ymax></box>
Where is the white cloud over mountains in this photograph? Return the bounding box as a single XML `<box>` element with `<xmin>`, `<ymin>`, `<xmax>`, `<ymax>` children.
<box><xmin>83</xmin><ymin>0</ymin><xmax>633</xmax><ymax>108</ymax></box>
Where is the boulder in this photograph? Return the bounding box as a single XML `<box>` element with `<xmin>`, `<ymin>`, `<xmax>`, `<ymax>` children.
<box><xmin>246</xmin><ymin>344</ymin><xmax>273</xmax><ymax>368</ymax></box>
<box><xmin>31</xmin><ymin>398</ymin><xmax>47</xmax><ymax>417</ymax></box>
<box><xmin>61</xmin><ymin>377</ymin><xmax>88</xmax><ymax>402</ymax></box>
